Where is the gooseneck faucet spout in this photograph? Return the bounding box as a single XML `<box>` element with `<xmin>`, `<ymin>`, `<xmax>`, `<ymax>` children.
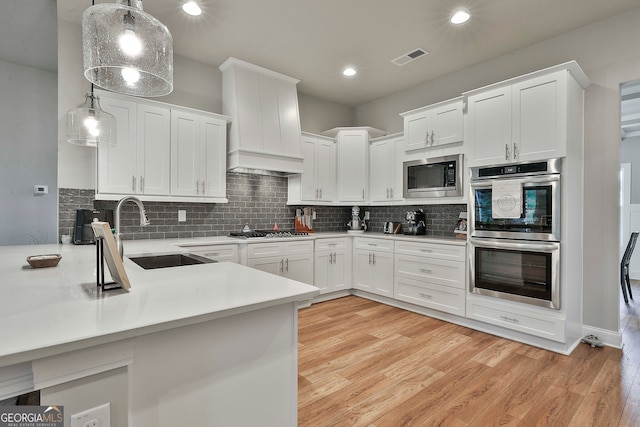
<box><xmin>114</xmin><ymin>196</ymin><xmax>150</xmax><ymax>259</ymax></box>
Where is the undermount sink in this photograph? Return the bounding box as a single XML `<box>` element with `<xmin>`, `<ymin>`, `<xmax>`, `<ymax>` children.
<box><xmin>128</xmin><ymin>253</ymin><xmax>216</xmax><ymax>270</ymax></box>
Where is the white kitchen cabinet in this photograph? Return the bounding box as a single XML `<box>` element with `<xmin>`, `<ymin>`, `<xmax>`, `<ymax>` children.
<box><xmin>393</xmin><ymin>241</ymin><xmax>466</xmax><ymax>316</ymax></box>
<box><xmin>465</xmin><ymin>63</ymin><xmax>589</xmax><ymax>167</ymax></box>
<box><xmin>322</xmin><ymin>127</ymin><xmax>386</xmax><ymax>204</ymax></box>
<box><xmin>185</xmin><ymin>244</ymin><xmax>239</xmax><ymax>263</ymax></box>
<box><xmin>400</xmin><ymin>98</ymin><xmax>463</xmax><ymax>152</ymax></box>
<box><xmin>97</xmin><ymin>96</ymin><xmax>170</xmax><ymax>196</ymax></box>
<box><xmin>314</xmin><ymin>238</ymin><xmax>351</xmax><ymax>294</ymax></box>
<box><xmin>299</xmin><ymin>133</ymin><xmax>336</xmax><ymax>202</ymax></box>
<box><xmin>170</xmin><ymin>109</ymin><xmax>227</xmax><ymax>200</ymax></box>
<box><xmin>247</xmin><ymin>240</ymin><xmax>314</xmax><ymax>285</ymax></box>
<box><xmin>220</xmin><ymin>57</ymin><xmax>304</xmax><ymax>174</ymax></box>
<box><xmin>369</xmin><ymin>134</ymin><xmax>404</xmax><ymax>203</ymax></box>
<box><xmin>353</xmin><ymin>237</ymin><xmax>394</xmax><ymax>297</ymax></box>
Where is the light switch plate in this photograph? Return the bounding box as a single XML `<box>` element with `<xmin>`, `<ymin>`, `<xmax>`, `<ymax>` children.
<box><xmin>70</xmin><ymin>403</ymin><xmax>110</xmax><ymax>427</ymax></box>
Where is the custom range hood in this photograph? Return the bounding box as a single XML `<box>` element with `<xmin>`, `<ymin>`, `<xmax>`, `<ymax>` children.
<box><xmin>220</xmin><ymin>57</ymin><xmax>304</xmax><ymax>175</ymax></box>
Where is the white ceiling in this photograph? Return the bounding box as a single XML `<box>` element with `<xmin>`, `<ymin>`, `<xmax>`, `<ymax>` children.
<box><xmin>54</xmin><ymin>0</ymin><xmax>640</xmax><ymax>107</ymax></box>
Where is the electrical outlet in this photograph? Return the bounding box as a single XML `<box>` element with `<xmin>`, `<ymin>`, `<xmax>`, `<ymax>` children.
<box><xmin>70</xmin><ymin>403</ymin><xmax>110</xmax><ymax>427</ymax></box>
<box><xmin>364</xmin><ymin>211</ymin><xmax>370</xmax><ymax>220</ymax></box>
<box><xmin>178</xmin><ymin>210</ymin><xmax>187</xmax><ymax>222</ymax></box>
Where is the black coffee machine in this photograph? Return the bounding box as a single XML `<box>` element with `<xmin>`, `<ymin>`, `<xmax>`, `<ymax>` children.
<box><xmin>73</xmin><ymin>209</ymin><xmax>114</xmax><ymax>244</ymax></box>
<box><xmin>404</xmin><ymin>209</ymin><xmax>427</xmax><ymax>235</ymax></box>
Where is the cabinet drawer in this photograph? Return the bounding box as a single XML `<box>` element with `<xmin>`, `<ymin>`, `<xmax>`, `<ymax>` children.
<box><xmin>188</xmin><ymin>244</ymin><xmax>239</xmax><ymax>263</ymax></box>
<box><xmin>394</xmin><ymin>254</ymin><xmax>465</xmax><ymax>289</ymax></box>
<box><xmin>248</xmin><ymin>242</ymin><xmax>283</xmax><ymax>258</ymax></box>
<box><xmin>394</xmin><ymin>241</ymin><xmax>465</xmax><ymax>262</ymax></box>
<box><xmin>315</xmin><ymin>237</ymin><xmax>349</xmax><ymax>252</ymax></box>
<box><xmin>466</xmin><ymin>297</ymin><xmax>565</xmax><ymax>342</ymax></box>
<box><xmin>354</xmin><ymin>237</ymin><xmax>394</xmax><ymax>252</ymax></box>
<box><xmin>394</xmin><ymin>278</ymin><xmax>465</xmax><ymax>316</ymax></box>
<box><xmin>284</xmin><ymin>239</ymin><xmax>314</xmax><ymax>255</ymax></box>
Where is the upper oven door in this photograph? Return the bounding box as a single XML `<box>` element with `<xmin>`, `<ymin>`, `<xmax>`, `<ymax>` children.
<box><xmin>470</xmin><ymin>173</ymin><xmax>560</xmax><ymax>241</ymax></box>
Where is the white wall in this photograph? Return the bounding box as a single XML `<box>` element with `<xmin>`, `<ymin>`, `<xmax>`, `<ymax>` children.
<box><xmin>0</xmin><ymin>59</ymin><xmax>58</xmax><ymax>245</ymax></box>
<box><xmin>621</xmin><ymin>136</ymin><xmax>640</xmax><ymax>203</ymax></box>
<box><xmin>298</xmin><ymin>93</ymin><xmax>355</xmax><ymax>134</ymax></box>
<box><xmin>355</xmin><ymin>7</ymin><xmax>640</xmax><ymax>334</ymax></box>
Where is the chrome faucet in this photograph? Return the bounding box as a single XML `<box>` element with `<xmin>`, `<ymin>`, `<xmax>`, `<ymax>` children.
<box><xmin>114</xmin><ymin>196</ymin><xmax>150</xmax><ymax>259</ymax></box>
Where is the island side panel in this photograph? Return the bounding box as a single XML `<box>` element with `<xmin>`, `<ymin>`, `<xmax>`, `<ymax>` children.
<box><xmin>129</xmin><ymin>302</ymin><xmax>298</xmax><ymax>426</ymax></box>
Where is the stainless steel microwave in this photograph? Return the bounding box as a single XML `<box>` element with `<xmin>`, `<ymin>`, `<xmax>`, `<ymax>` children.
<box><xmin>403</xmin><ymin>154</ymin><xmax>463</xmax><ymax>198</ymax></box>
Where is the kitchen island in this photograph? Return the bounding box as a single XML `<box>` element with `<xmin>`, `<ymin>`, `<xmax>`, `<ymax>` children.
<box><xmin>0</xmin><ymin>242</ymin><xmax>318</xmax><ymax>426</ymax></box>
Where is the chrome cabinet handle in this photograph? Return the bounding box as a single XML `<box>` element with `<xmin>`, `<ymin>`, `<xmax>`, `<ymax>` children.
<box><xmin>368</xmin><ymin>243</ymin><xmax>378</xmax><ymax>247</ymax></box>
<box><xmin>513</xmin><ymin>142</ymin><xmax>518</xmax><ymax>159</ymax></box>
<box><xmin>204</xmin><ymin>252</ymin><xmax>219</xmax><ymax>257</ymax></box>
<box><xmin>372</xmin><ymin>253</ymin><xmax>376</xmax><ymax>264</ymax></box>
<box><xmin>319</xmin><ymin>188</ymin><xmax>322</xmax><ymax>199</ymax></box>
<box><xmin>285</xmin><ymin>258</ymin><xmax>289</xmax><ymax>272</ymax></box>
<box><xmin>362</xmin><ymin>189</ymin><xmax>365</xmax><ymax>199</ymax></box>
<box><xmin>280</xmin><ymin>259</ymin><xmax>284</xmax><ymax>273</ymax></box>
<box><xmin>505</xmin><ymin>144</ymin><xmax>510</xmax><ymax>160</ymax></box>
<box><xmin>316</xmin><ymin>188</ymin><xmax>319</xmax><ymax>199</ymax></box>
<box><xmin>419</xmin><ymin>292</ymin><xmax>433</xmax><ymax>300</ymax></box>
<box><xmin>132</xmin><ymin>175</ymin><xmax>136</xmax><ymax>192</ymax></box>
<box><xmin>500</xmin><ymin>315</ymin><xmax>520</xmax><ymax>323</ymax></box>
<box><xmin>419</xmin><ymin>268</ymin><xmax>432</xmax><ymax>274</ymax></box>
<box><xmin>196</xmin><ymin>179</ymin><xmax>200</xmax><ymax>195</ymax></box>
<box><xmin>430</xmin><ymin>130</ymin><xmax>435</xmax><ymax>145</ymax></box>
<box><xmin>202</xmin><ymin>181</ymin><xmax>206</xmax><ymax>194</ymax></box>
<box><xmin>140</xmin><ymin>176</ymin><xmax>144</xmax><ymax>193</ymax></box>
<box><xmin>420</xmin><ymin>249</ymin><xmax>432</xmax><ymax>253</ymax></box>
<box><xmin>389</xmin><ymin>188</ymin><xmax>393</xmax><ymax>198</ymax></box>
<box><xmin>368</xmin><ymin>253</ymin><xmax>372</xmax><ymax>264</ymax></box>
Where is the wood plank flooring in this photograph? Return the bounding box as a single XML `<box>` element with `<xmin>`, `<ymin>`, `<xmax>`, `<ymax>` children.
<box><xmin>298</xmin><ymin>281</ymin><xmax>640</xmax><ymax>426</ymax></box>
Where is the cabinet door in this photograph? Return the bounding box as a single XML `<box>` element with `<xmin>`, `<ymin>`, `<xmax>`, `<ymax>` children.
<box><xmin>432</xmin><ymin>101</ymin><xmax>463</xmax><ymax>147</ymax></box>
<box><xmin>353</xmin><ymin>249</ymin><xmax>373</xmax><ymax>292</ymax></box>
<box><xmin>137</xmin><ymin>104</ymin><xmax>170</xmax><ymax>195</ymax></box>
<box><xmin>248</xmin><ymin>256</ymin><xmax>284</xmax><ymax>276</ymax></box>
<box><xmin>512</xmin><ymin>71</ymin><xmax>567</xmax><ymax>161</ymax></box>
<box><xmin>314</xmin><ymin>252</ymin><xmax>332</xmax><ymax>294</ymax></box>
<box><xmin>284</xmin><ymin>253</ymin><xmax>313</xmax><ymax>285</ymax></box>
<box><xmin>331</xmin><ymin>250</ymin><xmax>350</xmax><ymax>291</ymax></box>
<box><xmin>337</xmin><ymin>130</ymin><xmax>367</xmax><ymax>202</ymax></box>
<box><xmin>369</xmin><ymin>139</ymin><xmax>395</xmax><ymax>202</ymax></box>
<box><xmin>316</xmin><ymin>139</ymin><xmax>336</xmax><ymax>201</ymax></box>
<box><xmin>371</xmin><ymin>250</ymin><xmax>394</xmax><ymax>297</ymax></box>
<box><xmin>300</xmin><ymin>136</ymin><xmax>318</xmax><ymax>201</ymax></box>
<box><xmin>467</xmin><ymin>86</ymin><xmax>512</xmax><ymax>166</ymax></box>
<box><xmin>200</xmin><ymin>117</ymin><xmax>227</xmax><ymax>198</ymax></box>
<box><xmin>97</xmin><ymin>96</ymin><xmax>138</xmax><ymax>194</ymax></box>
<box><xmin>404</xmin><ymin>113</ymin><xmax>429</xmax><ymax>151</ymax></box>
<box><xmin>170</xmin><ymin>111</ymin><xmax>199</xmax><ymax>196</ymax></box>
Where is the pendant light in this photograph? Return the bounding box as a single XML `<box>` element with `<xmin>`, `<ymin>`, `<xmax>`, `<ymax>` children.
<box><xmin>67</xmin><ymin>88</ymin><xmax>117</xmax><ymax>147</ymax></box>
<box><xmin>82</xmin><ymin>0</ymin><xmax>173</xmax><ymax>97</ymax></box>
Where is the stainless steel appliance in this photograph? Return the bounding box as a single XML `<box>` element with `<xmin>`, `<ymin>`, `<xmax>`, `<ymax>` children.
<box><xmin>403</xmin><ymin>154</ymin><xmax>462</xmax><ymax>198</ymax></box>
<box><xmin>73</xmin><ymin>209</ymin><xmax>113</xmax><ymax>244</ymax></box>
<box><xmin>346</xmin><ymin>206</ymin><xmax>367</xmax><ymax>232</ymax></box>
<box><xmin>383</xmin><ymin>222</ymin><xmax>394</xmax><ymax>234</ymax></box>
<box><xmin>470</xmin><ymin>237</ymin><xmax>560</xmax><ymax>309</ymax></box>
<box><xmin>404</xmin><ymin>210</ymin><xmax>426</xmax><ymax>235</ymax></box>
<box><xmin>469</xmin><ymin>158</ymin><xmax>562</xmax><ymax>309</ymax></box>
<box><xmin>229</xmin><ymin>230</ymin><xmax>309</xmax><ymax>238</ymax></box>
<box><xmin>469</xmin><ymin>158</ymin><xmax>561</xmax><ymax>241</ymax></box>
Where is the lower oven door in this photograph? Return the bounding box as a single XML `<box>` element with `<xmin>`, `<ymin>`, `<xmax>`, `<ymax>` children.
<box><xmin>470</xmin><ymin>238</ymin><xmax>560</xmax><ymax>309</ymax></box>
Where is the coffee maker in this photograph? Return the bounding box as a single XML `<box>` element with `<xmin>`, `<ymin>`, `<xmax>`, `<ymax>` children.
<box><xmin>74</xmin><ymin>209</ymin><xmax>114</xmax><ymax>244</ymax></box>
<box><xmin>404</xmin><ymin>209</ymin><xmax>426</xmax><ymax>235</ymax></box>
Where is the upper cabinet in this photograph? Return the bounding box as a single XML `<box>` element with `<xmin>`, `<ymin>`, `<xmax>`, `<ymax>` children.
<box><xmin>300</xmin><ymin>132</ymin><xmax>336</xmax><ymax>202</ymax></box>
<box><xmin>220</xmin><ymin>57</ymin><xmax>304</xmax><ymax>174</ymax></box>
<box><xmin>400</xmin><ymin>98</ymin><xmax>463</xmax><ymax>152</ymax></box>
<box><xmin>369</xmin><ymin>133</ymin><xmax>404</xmax><ymax>203</ymax></box>
<box><xmin>465</xmin><ymin>62</ymin><xmax>590</xmax><ymax>167</ymax></box>
<box><xmin>95</xmin><ymin>90</ymin><xmax>230</xmax><ymax>203</ymax></box>
<box><xmin>323</xmin><ymin>127</ymin><xmax>385</xmax><ymax>204</ymax></box>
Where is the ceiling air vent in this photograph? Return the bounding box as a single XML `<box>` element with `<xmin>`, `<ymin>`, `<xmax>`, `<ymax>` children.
<box><xmin>392</xmin><ymin>48</ymin><xmax>429</xmax><ymax>66</ymax></box>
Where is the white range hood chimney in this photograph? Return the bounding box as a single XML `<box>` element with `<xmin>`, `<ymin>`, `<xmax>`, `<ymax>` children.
<box><xmin>220</xmin><ymin>58</ymin><xmax>304</xmax><ymax>175</ymax></box>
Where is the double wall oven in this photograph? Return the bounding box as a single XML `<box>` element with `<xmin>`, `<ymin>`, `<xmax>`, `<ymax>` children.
<box><xmin>469</xmin><ymin>158</ymin><xmax>561</xmax><ymax>309</ymax></box>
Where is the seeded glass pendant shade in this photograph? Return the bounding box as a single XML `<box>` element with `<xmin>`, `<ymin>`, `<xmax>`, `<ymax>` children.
<box><xmin>67</xmin><ymin>92</ymin><xmax>117</xmax><ymax>147</ymax></box>
<box><xmin>82</xmin><ymin>0</ymin><xmax>173</xmax><ymax>97</ymax></box>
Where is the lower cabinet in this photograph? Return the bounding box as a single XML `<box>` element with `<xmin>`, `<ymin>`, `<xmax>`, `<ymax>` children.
<box><xmin>247</xmin><ymin>240</ymin><xmax>314</xmax><ymax>285</ymax></box>
<box><xmin>185</xmin><ymin>244</ymin><xmax>239</xmax><ymax>263</ymax></box>
<box><xmin>353</xmin><ymin>238</ymin><xmax>394</xmax><ymax>297</ymax></box>
<box><xmin>466</xmin><ymin>296</ymin><xmax>566</xmax><ymax>342</ymax></box>
<box><xmin>314</xmin><ymin>238</ymin><xmax>351</xmax><ymax>294</ymax></box>
<box><xmin>393</xmin><ymin>241</ymin><xmax>466</xmax><ymax>315</ymax></box>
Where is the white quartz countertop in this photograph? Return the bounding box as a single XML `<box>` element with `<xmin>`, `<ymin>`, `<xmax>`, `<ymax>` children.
<box><xmin>0</xmin><ymin>242</ymin><xmax>319</xmax><ymax>367</ymax></box>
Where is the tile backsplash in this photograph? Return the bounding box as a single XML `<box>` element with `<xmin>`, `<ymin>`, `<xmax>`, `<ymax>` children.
<box><xmin>59</xmin><ymin>174</ymin><xmax>466</xmax><ymax>241</ymax></box>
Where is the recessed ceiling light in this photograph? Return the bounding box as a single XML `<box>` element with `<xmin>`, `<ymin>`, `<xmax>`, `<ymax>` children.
<box><xmin>343</xmin><ymin>67</ymin><xmax>357</xmax><ymax>77</ymax></box>
<box><xmin>182</xmin><ymin>1</ymin><xmax>202</xmax><ymax>16</ymax></box>
<box><xmin>450</xmin><ymin>10</ymin><xmax>471</xmax><ymax>25</ymax></box>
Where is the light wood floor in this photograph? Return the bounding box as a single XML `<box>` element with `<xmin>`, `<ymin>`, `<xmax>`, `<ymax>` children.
<box><xmin>298</xmin><ymin>282</ymin><xmax>640</xmax><ymax>426</ymax></box>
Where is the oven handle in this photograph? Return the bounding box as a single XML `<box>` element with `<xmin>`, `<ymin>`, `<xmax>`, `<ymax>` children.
<box><xmin>470</xmin><ymin>237</ymin><xmax>559</xmax><ymax>252</ymax></box>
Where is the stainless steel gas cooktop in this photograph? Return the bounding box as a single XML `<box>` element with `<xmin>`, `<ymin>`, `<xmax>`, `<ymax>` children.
<box><xmin>229</xmin><ymin>230</ymin><xmax>309</xmax><ymax>238</ymax></box>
